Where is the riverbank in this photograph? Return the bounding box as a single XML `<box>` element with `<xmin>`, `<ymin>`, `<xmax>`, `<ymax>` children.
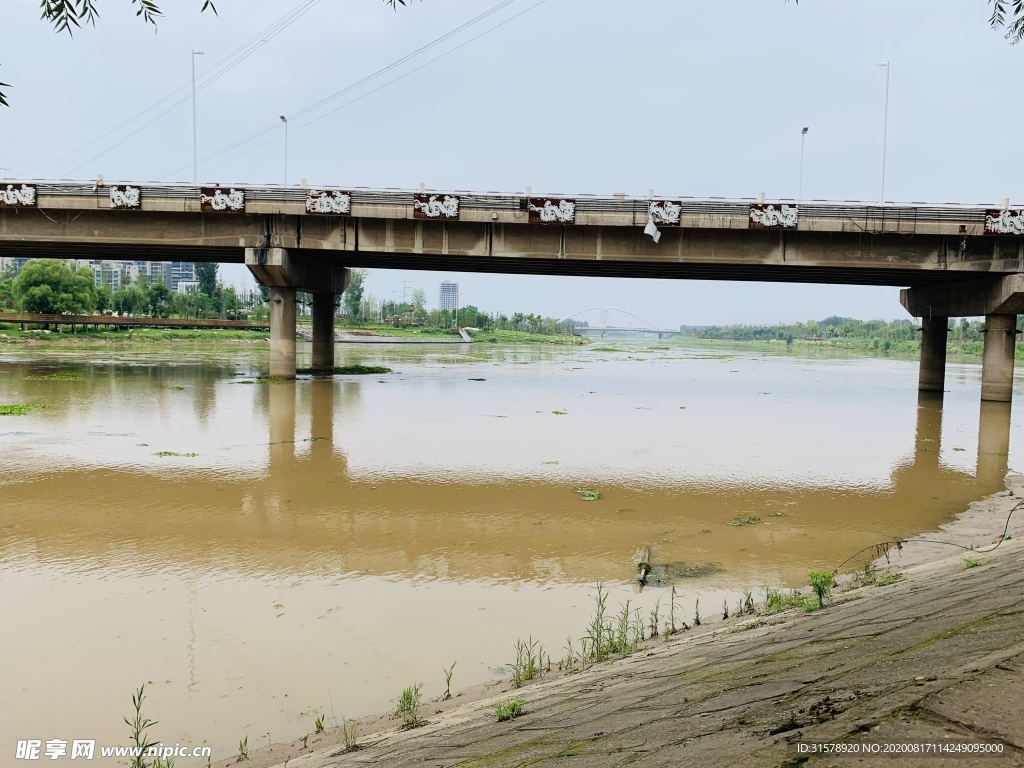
<box><xmin>228</xmin><ymin>477</ymin><xmax>1024</xmax><ymax>768</ymax></box>
<box><xmin>0</xmin><ymin>323</ymin><xmax>587</xmax><ymax>346</ymax></box>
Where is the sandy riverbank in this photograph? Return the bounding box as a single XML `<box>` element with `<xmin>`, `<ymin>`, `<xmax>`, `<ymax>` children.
<box><xmin>217</xmin><ymin>475</ymin><xmax>1024</xmax><ymax>768</ymax></box>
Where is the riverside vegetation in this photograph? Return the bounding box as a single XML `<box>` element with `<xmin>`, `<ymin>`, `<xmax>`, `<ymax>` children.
<box><xmin>682</xmin><ymin>315</ymin><xmax>1024</xmax><ymax>358</ymax></box>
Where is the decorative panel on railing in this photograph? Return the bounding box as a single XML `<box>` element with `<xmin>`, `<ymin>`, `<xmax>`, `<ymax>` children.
<box><xmin>109</xmin><ymin>185</ymin><xmax>141</xmax><ymax>210</ymax></box>
<box><xmin>0</xmin><ymin>184</ymin><xmax>37</xmax><ymax>208</ymax></box>
<box><xmin>527</xmin><ymin>198</ymin><xmax>576</xmax><ymax>224</ymax></box>
<box><xmin>749</xmin><ymin>203</ymin><xmax>798</xmax><ymax>229</ymax></box>
<box><xmin>306</xmin><ymin>190</ymin><xmax>351</xmax><ymax>215</ymax></box>
<box><xmin>413</xmin><ymin>193</ymin><xmax>460</xmax><ymax>219</ymax></box>
<box><xmin>199</xmin><ymin>187</ymin><xmax>245</xmax><ymax>213</ymax></box>
<box><xmin>984</xmin><ymin>209</ymin><xmax>1024</xmax><ymax>235</ymax></box>
<box><xmin>649</xmin><ymin>200</ymin><xmax>682</xmax><ymax>226</ymax></box>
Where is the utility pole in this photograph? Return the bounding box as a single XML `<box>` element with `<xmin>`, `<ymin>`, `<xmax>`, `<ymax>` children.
<box><xmin>878</xmin><ymin>61</ymin><xmax>890</xmax><ymax>204</ymax></box>
<box><xmin>191</xmin><ymin>50</ymin><xmax>205</xmax><ymax>186</ymax></box>
<box><xmin>279</xmin><ymin>116</ymin><xmax>288</xmax><ymax>186</ymax></box>
<box><xmin>798</xmin><ymin>127</ymin><xmax>809</xmax><ymax>202</ymax></box>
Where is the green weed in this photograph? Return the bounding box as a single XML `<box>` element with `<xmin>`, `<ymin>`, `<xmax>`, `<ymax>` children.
<box><xmin>300</xmin><ymin>734</ymin><xmax>308</xmax><ymax>750</ymax></box>
<box><xmin>575</xmin><ymin>487</ymin><xmax>601</xmax><ymax>501</ymax></box>
<box><xmin>874</xmin><ymin>571</ymin><xmax>902</xmax><ymax>586</ymax></box>
<box><xmin>510</xmin><ymin>637</ymin><xmax>542</xmax><ymax>688</ymax></box>
<box><xmin>153</xmin><ymin>451</ymin><xmax>198</xmax><ymax>458</ymax></box>
<box><xmin>342</xmin><ymin>718</ymin><xmax>360</xmax><ymax>751</ymax></box>
<box><xmin>314</xmin><ymin>714</ymin><xmax>324</xmax><ymax>734</ymax></box>
<box><xmin>495</xmin><ymin>698</ymin><xmax>524</xmax><ymax>722</ymax></box>
<box><xmin>551</xmin><ymin>410</ymin><xmax>568</xmax><ymax>415</ymax></box>
<box><xmin>167</xmin><ymin>386</ymin><xmax>185</xmax><ymax>391</ymax></box>
<box><xmin>26</xmin><ymin>372</ymin><xmax>84</xmax><ymax>380</ymax></box>
<box><xmin>728</xmin><ymin>516</ymin><xmax>762</xmax><ymax>526</ymax></box>
<box><xmin>808</xmin><ymin>571</ymin><xmax>834</xmax><ymax>609</ymax></box>
<box><xmin>442</xmin><ymin>661</ymin><xmax>456</xmax><ymax>700</ymax></box>
<box><xmin>238</xmin><ymin>735</ymin><xmax>248</xmax><ymax>761</ymax></box>
<box><xmin>395</xmin><ymin>683</ymin><xmax>424</xmax><ymax>727</ymax></box>
<box><xmin>123</xmin><ymin>683</ymin><xmax>174</xmax><ymax>768</ymax></box>
<box><xmin>764</xmin><ymin>587</ymin><xmax>807</xmax><ymax>615</ymax></box>
<box><xmin>0</xmin><ymin>404</ymin><xmax>34</xmax><ymax>416</ymax></box>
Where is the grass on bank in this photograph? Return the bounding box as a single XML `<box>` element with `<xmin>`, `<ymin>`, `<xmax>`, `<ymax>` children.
<box><xmin>0</xmin><ymin>323</ymin><xmax>268</xmax><ymax>343</ymax></box>
<box><xmin>329</xmin><ymin>322</ymin><xmax>587</xmax><ymax>346</ymax></box>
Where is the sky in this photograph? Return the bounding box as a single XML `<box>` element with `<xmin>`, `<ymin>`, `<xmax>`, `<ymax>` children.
<box><xmin>2</xmin><ymin>0</ymin><xmax>1020</xmax><ymax>327</ymax></box>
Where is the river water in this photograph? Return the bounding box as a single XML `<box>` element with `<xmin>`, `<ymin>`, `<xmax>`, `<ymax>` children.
<box><xmin>0</xmin><ymin>340</ymin><xmax>1018</xmax><ymax>762</ymax></box>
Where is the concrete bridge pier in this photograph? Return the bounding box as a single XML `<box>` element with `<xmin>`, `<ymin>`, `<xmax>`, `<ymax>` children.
<box><xmin>981</xmin><ymin>314</ymin><xmax>1018</xmax><ymax>403</ymax></box>
<box><xmin>918</xmin><ymin>316</ymin><xmax>948</xmax><ymax>393</ymax></box>
<box><xmin>269</xmin><ymin>287</ymin><xmax>297</xmax><ymax>378</ymax></box>
<box><xmin>311</xmin><ymin>293</ymin><xmax>336</xmax><ymax>372</ymax></box>
<box><xmin>246</xmin><ymin>247</ymin><xmax>349</xmax><ymax>378</ymax></box>
<box><xmin>902</xmin><ymin>277</ymin><xmax>1024</xmax><ymax>405</ymax></box>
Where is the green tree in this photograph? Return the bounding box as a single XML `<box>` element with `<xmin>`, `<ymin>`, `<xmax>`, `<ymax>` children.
<box><xmin>95</xmin><ymin>285</ymin><xmax>112</xmax><ymax>313</ymax></box>
<box><xmin>221</xmin><ymin>285</ymin><xmax>240</xmax><ymax>318</ymax></box>
<box><xmin>195</xmin><ymin>263</ymin><xmax>218</xmax><ymax>297</ymax></box>
<box><xmin>14</xmin><ymin>260</ymin><xmax>96</xmax><ymax>314</ymax></box>
<box><xmin>147</xmin><ymin>281</ymin><xmax>170</xmax><ymax>316</ymax></box>
<box><xmin>343</xmin><ymin>269</ymin><xmax>367</xmax><ymax>319</ymax></box>
<box><xmin>0</xmin><ymin>275</ymin><xmax>15</xmax><ymax>310</ymax></box>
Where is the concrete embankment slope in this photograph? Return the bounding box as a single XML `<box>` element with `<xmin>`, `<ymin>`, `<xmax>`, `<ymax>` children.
<box><xmin>271</xmin><ymin>536</ymin><xmax>1024</xmax><ymax>767</ymax></box>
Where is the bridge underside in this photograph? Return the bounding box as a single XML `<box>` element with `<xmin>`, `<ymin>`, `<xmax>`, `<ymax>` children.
<box><xmin>0</xmin><ymin>241</ymin><xmax>1002</xmax><ymax>288</ymax></box>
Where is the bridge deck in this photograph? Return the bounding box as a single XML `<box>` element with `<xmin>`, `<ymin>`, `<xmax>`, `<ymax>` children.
<box><xmin>2</xmin><ymin>181</ymin><xmax>1022</xmax><ymax>287</ymax></box>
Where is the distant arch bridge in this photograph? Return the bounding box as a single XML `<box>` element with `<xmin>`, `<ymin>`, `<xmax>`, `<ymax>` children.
<box><xmin>558</xmin><ymin>307</ymin><xmax>681</xmax><ymax>339</ymax></box>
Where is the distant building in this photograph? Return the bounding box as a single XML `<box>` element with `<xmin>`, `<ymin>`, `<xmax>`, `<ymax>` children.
<box><xmin>170</xmin><ymin>262</ymin><xmax>197</xmax><ymax>292</ymax></box>
<box><xmin>1</xmin><ymin>257</ymin><xmax>32</xmax><ymax>276</ymax></box>
<box><xmin>439</xmin><ymin>281</ymin><xmax>459</xmax><ymax>311</ymax></box>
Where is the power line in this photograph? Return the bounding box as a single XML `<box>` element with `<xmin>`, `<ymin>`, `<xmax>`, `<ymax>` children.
<box><xmin>165</xmin><ymin>0</ymin><xmax>549</xmax><ymax>180</ymax></box>
<box><xmin>161</xmin><ymin>0</ymin><xmax>523</xmax><ymax>178</ymax></box>
<box><xmin>23</xmin><ymin>0</ymin><xmax>319</xmax><ymax>177</ymax></box>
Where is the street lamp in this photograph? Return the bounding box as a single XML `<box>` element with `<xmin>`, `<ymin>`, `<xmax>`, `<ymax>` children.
<box><xmin>191</xmin><ymin>50</ymin><xmax>205</xmax><ymax>186</ymax></box>
<box><xmin>279</xmin><ymin>115</ymin><xmax>288</xmax><ymax>186</ymax></box>
<box><xmin>798</xmin><ymin>126</ymin><xmax>809</xmax><ymax>202</ymax></box>
<box><xmin>878</xmin><ymin>61</ymin><xmax>890</xmax><ymax>205</ymax></box>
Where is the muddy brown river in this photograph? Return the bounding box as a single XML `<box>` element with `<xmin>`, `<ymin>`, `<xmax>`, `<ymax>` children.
<box><xmin>0</xmin><ymin>340</ymin><xmax>1017</xmax><ymax>762</ymax></box>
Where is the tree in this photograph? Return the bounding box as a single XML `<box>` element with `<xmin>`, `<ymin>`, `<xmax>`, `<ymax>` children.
<box><xmin>195</xmin><ymin>263</ymin><xmax>218</xmax><ymax>297</ymax></box>
<box><xmin>14</xmin><ymin>260</ymin><xmax>96</xmax><ymax>314</ymax></box>
<box><xmin>990</xmin><ymin>0</ymin><xmax>1024</xmax><ymax>41</ymax></box>
<box><xmin>147</xmin><ymin>281</ymin><xmax>170</xmax><ymax>316</ymax></box>
<box><xmin>343</xmin><ymin>269</ymin><xmax>367</xmax><ymax>319</ymax></box>
<box><xmin>0</xmin><ymin>273</ymin><xmax>15</xmax><ymax>309</ymax></box>
<box><xmin>96</xmin><ymin>285</ymin><xmax>112</xmax><ymax>313</ymax></box>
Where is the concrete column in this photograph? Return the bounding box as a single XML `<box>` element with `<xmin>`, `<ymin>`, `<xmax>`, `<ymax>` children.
<box><xmin>270</xmin><ymin>286</ymin><xmax>297</xmax><ymax>378</ymax></box>
<box><xmin>311</xmin><ymin>293</ymin><xmax>336</xmax><ymax>372</ymax></box>
<box><xmin>918</xmin><ymin>316</ymin><xmax>948</xmax><ymax>392</ymax></box>
<box><xmin>981</xmin><ymin>314</ymin><xmax>1017</xmax><ymax>403</ymax></box>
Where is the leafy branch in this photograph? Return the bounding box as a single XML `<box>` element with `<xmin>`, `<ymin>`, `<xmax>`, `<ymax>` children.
<box><xmin>990</xmin><ymin>0</ymin><xmax>1024</xmax><ymax>41</ymax></box>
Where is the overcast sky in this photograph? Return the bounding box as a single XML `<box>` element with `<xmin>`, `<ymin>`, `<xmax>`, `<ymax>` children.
<box><xmin>2</xmin><ymin>0</ymin><xmax>1018</xmax><ymax>326</ymax></box>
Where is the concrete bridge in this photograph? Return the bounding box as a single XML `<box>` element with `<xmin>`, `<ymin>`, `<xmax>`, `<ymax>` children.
<box><xmin>2</xmin><ymin>180</ymin><xmax>1023</xmax><ymax>397</ymax></box>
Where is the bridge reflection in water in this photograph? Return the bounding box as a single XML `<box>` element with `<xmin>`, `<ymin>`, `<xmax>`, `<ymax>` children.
<box><xmin>0</xmin><ymin>379</ymin><xmax>1011</xmax><ymax>586</ymax></box>
<box><xmin>231</xmin><ymin>379</ymin><xmax>1013</xmax><ymax>584</ymax></box>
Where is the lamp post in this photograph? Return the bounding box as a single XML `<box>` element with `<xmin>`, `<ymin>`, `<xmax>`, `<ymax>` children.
<box><xmin>878</xmin><ymin>61</ymin><xmax>890</xmax><ymax>205</ymax></box>
<box><xmin>798</xmin><ymin>126</ymin><xmax>809</xmax><ymax>202</ymax></box>
<box><xmin>279</xmin><ymin>115</ymin><xmax>288</xmax><ymax>186</ymax></box>
<box><xmin>191</xmin><ymin>50</ymin><xmax>205</xmax><ymax>186</ymax></box>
